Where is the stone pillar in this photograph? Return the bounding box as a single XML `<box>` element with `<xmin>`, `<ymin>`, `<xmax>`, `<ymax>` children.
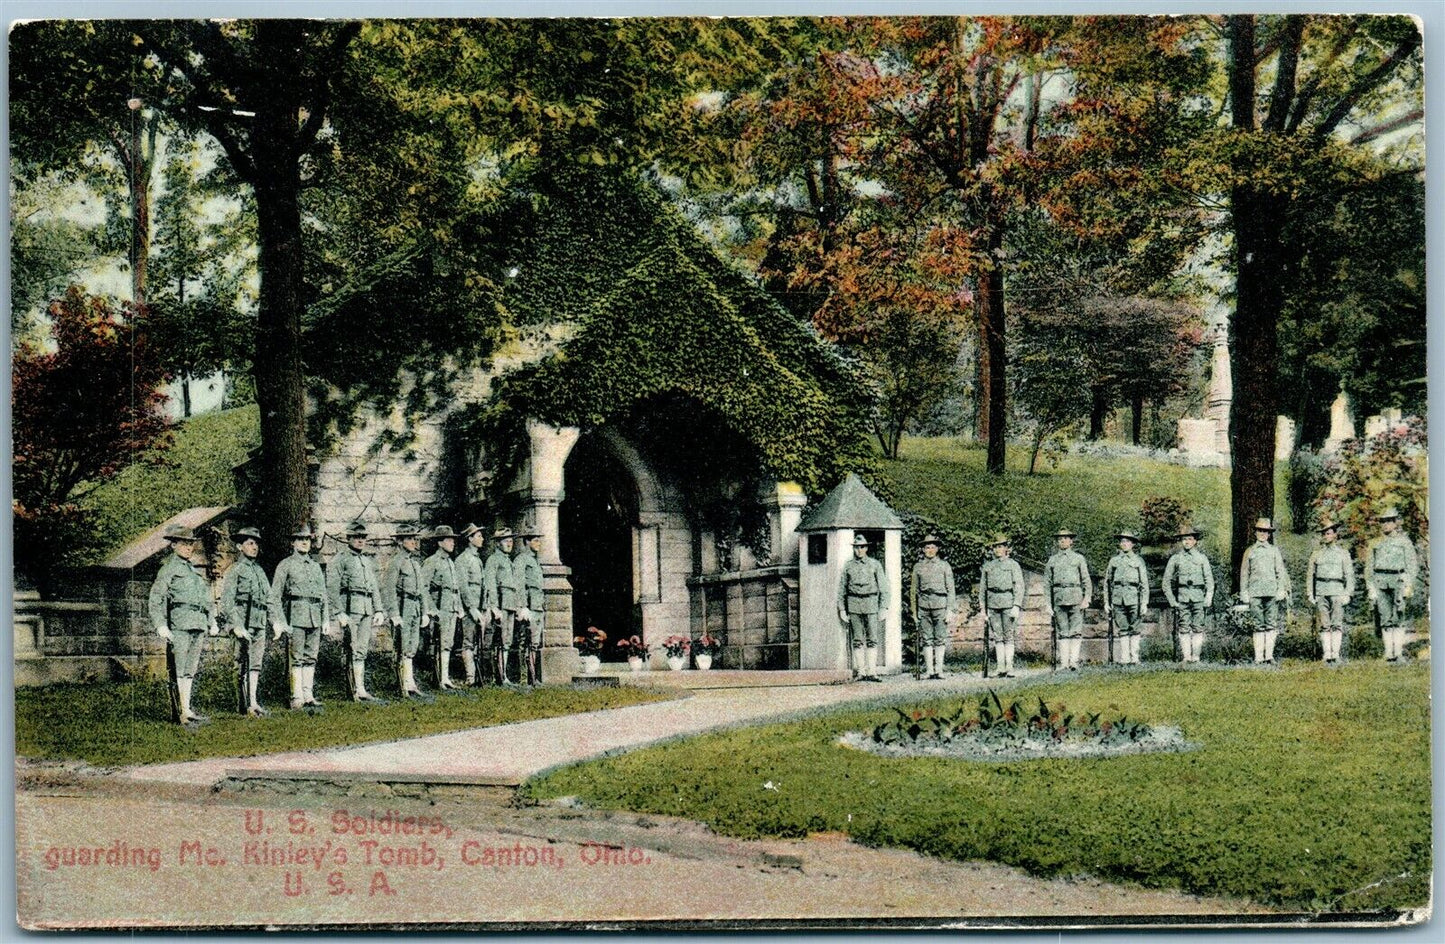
<box><xmin>1322</xmin><ymin>388</ymin><xmax>1356</xmax><ymax>454</ymax></box>
<box><xmin>1205</xmin><ymin>325</ymin><xmax>1232</xmax><ymax>455</ymax></box>
<box><xmin>882</xmin><ymin>530</ymin><xmax>902</xmax><ymax>671</ymax></box>
<box><xmin>524</xmin><ymin>419</ymin><xmax>580</xmax><ymax>678</ymax></box>
<box><xmin>762</xmin><ymin>480</ymin><xmax>808</xmax><ymax>566</ymax></box>
<box><xmin>1275</xmin><ymin>415</ymin><xmax>1296</xmax><ymax>461</ymax></box>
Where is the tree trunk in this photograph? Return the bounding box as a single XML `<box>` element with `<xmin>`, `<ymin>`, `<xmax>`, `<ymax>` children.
<box><xmin>251</xmin><ymin>97</ymin><xmax>311</xmax><ymax>570</ymax></box>
<box><xmin>975</xmin><ymin>226</ymin><xmax>1007</xmax><ymax>475</ymax></box>
<box><xmin>1131</xmin><ymin>393</ymin><xmax>1144</xmax><ymax>445</ymax></box>
<box><xmin>1088</xmin><ymin>387</ymin><xmax>1108</xmax><ymax>440</ymax></box>
<box><xmin>181</xmin><ymin>375</ymin><xmax>192</xmax><ymax>419</ymax></box>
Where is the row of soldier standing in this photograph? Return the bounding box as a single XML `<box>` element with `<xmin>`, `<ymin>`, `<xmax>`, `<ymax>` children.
<box><xmin>894</xmin><ymin>507</ymin><xmax>1418</xmax><ymax>678</ymax></box>
<box><xmin>148</xmin><ymin>519</ymin><xmax>546</xmax><ymax>725</ymax></box>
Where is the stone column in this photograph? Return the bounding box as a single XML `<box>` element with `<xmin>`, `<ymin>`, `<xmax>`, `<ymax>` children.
<box><xmin>1275</xmin><ymin>415</ymin><xmax>1296</xmax><ymax>461</ymax></box>
<box><xmin>1322</xmin><ymin>388</ymin><xmax>1356</xmax><ymax>454</ymax></box>
<box><xmin>762</xmin><ymin>480</ymin><xmax>808</xmax><ymax>566</ymax></box>
<box><xmin>524</xmin><ymin>419</ymin><xmax>580</xmax><ymax>679</ymax></box>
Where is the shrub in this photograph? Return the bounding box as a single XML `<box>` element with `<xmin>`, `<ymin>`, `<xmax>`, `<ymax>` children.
<box><xmin>1286</xmin><ymin>447</ymin><xmax>1327</xmax><ymax>534</ymax></box>
<box><xmin>1138</xmin><ymin>496</ymin><xmax>1191</xmax><ymax>546</ymax></box>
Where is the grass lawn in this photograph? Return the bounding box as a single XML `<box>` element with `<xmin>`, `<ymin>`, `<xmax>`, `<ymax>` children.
<box><xmin>880</xmin><ymin>438</ymin><xmax>1305</xmax><ymax>567</ymax></box>
<box><xmin>78</xmin><ymin>404</ymin><xmax>261</xmax><ymax>565</ymax></box>
<box><xmin>524</xmin><ymin>662</ymin><xmax>1431</xmax><ymax>913</ymax></box>
<box><xmin>16</xmin><ymin>673</ymin><xmax>672</xmax><ymax>768</ymax></box>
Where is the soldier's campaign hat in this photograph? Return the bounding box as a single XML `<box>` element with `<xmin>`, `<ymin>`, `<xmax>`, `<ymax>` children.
<box><xmin>393</xmin><ymin>524</ymin><xmax>422</xmax><ymax>539</ymax></box>
<box><xmin>1253</xmin><ymin>517</ymin><xmax>1277</xmax><ymax>532</ymax></box>
<box><xmin>163</xmin><ymin>524</ymin><xmax>198</xmax><ymax>542</ymax></box>
<box><xmin>921</xmin><ymin>533</ymin><xmax>943</xmax><ymax>547</ymax></box>
<box><xmin>851</xmin><ymin>534</ymin><xmax>871</xmax><ymax>547</ymax></box>
<box><xmin>1377</xmin><ymin>507</ymin><xmax>1401</xmax><ymax>521</ymax></box>
<box><xmin>233</xmin><ymin>526</ymin><xmax>262</xmax><ymax>543</ymax></box>
<box><xmin>460</xmin><ymin>522</ymin><xmax>483</xmax><ymax>538</ymax></box>
<box><xmin>1054</xmin><ymin>528</ymin><xmax>1077</xmax><ymax>539</ymax></box>
<box><xmin>493</xmin><ymin>527</ymin><xmax>515</xmax><ymax>540</ymax></box>
<box><xmin>987</xmin><ymin>533</ymin><xmax>1011</xmax><ymax>547</ymax></box>
<box><xmin>430</xmin><ymin>524</ymin><xmax>457</xmax><ymax>539</ymax></box>
<box><xmin>1114</xmin><ymin>529</ymin><xmax>1141</xmax><ymax>542</ymax></box>
<box><xmin>291</xmin><ymin>523</ymin><xmax>316</xmax><ymax>540</ymax></box>
<box><xmin>1175</xmin><ymin>524</ymin><xmax>1202</xmax><ymax>539</ymax></box>
<box><xmin>515</xmin><ymin>526</ymin><xmax>542</xmax><ymax>539</ymax></box>
<box><xmin>345</xmin><ymin>520</ymin><xmax>369</xmax><ymax>537</ymax></box>
<box><xmin>1318</xmin><ymin>518</ymin><xmax>1340</xmax><ymax>533</ymax></box>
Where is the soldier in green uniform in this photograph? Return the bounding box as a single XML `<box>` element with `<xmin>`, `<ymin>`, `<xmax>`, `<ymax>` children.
<box><xmin>1104</xmin><ymin>530</ymin><xmax>1150</xmax><ymax>665</ymax></box>
<box><xmin>269</xmin><ymin>524</ymin><xmax>329</xmax><ymax>709</ymax></box>
<box><xmin>1366</xmin><ymin>507</ymin><xmax>1419</xmax><ymax>662</ymax></box>
<box><xmin>1307</xmin><ymin>518</ymin><xmax>1355</xmax><ymax>665</ymax></box>
<box><xmin>220</xmin><ymin>526</ymin><xmax>271</xmax><ymax>716</ymax></box>
<box><xmin>422</xmin><ymin>525</ymin><xmax>465</xmax><ymax>690</ymax></box>
<box><xmin>1043</xmin><ymin>528</ymin><xmax>1092</xmax><ymax>672</ymax></box>
<box><xmin>384</xmin><ymin>524</ymin><xmax>427</xmax><ymax>697</ymax></box>
<box><xmin>513</xmin><ymin>529</ymin><xmax>547</xmax><ymax>686</ymax></box>
<box><xmin>327</xmin><ymin>520</ymin><xmax>385</xmax><ymax>701</ymax></box>
<box><xmin>837</xmin><ymin>533</ymin><xmax>887</xmax><ymax>681</ymax></box>
<box><xmin>910</xmin><ymin>534</ymin><xmax>955</xmax><ymax>679</ymax></box>
<box><xmin>483</xmin><ymin>528</ymin><xmax>521</xmax><ymax>685</ymax></box>
<box><xmin>1162</xmin><ymin>524</ymin><xmax>1213</xmax><ymax>664</ymax></box>
<box><xmin>454</xmin><ymin>523</ymin><xmax>486</xmax><ymax>686</ymax></box>
<box><xmin>978</xmin><ymin>534</ymin><xmax>1024</xmax><ymax>678</ymax></box>
<box><xmin>1238</xmin><ymin>517</ymin><xmax>1290</xmax><ymax>665</ymax></box>
<box><xmin>148</xmin><ymin>524</ymin><xmax>219</xmax><ymax>724</ymax></box>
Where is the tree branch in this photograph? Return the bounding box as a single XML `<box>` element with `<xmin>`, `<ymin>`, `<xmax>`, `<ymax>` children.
<box><xmin>1313</xmin><ymin>31</ymin><xmax>1422</xmax><ymax>141</ymax></box>
<box><xmin>1350</xmin><ymin>107</ymin><xmax>1424</xmax><ymax>146</ymax></box>
<box><xmin>295</xmin><ymin>22</ymin><xmax>362</xmax><ymax>156</ymax></box>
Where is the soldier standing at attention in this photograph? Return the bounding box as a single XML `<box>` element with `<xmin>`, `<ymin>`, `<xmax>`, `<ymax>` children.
<box><xmin>837</xmin><ymin>534</ymin><xmax>887</xmax><ymax>681</ymax></box>
<box><xmin>1162</xmin><ymin>524</ymin><xmax>1213</xmax><ymax>665</ymax></box>
<box><xmin>1307</xmin><ymin>518</ymin><xmax>1355</xmax><ymax>665</ymax></box>
<box><xmin>268</xmin><ymin>524</ymin><xmax>329</xmax><ymax>709</ymax></box>
<box><xmin>384</xmin><ymin>525</ymin><xmax>427</xmax><ymax>697</ymax></box>
<box><xmin>1104</xmin><ymin>530</ymin><xmax>1149</xmax><ymax>665</ymax></box>
<box><xmin>978</xmin><ymin>534</ymin><xmax>1024</xmax><ymax>678</ymax></box>
<box><xmin>327</xmin><ymin>520</ymin><xmax>385</xmax><ymax>702</ymax></box>
<box><xmin>483</xmin><ymin>528</ymin><xmax>521</xmax><ymax>685</ymax></box>
<box><xmin>454</xmin><ymin>523</ymin><xmax>486</xmax><ymax>686</ymax></box>
<box><xmin>910</xmin><ymin>534</ymin><xmax>955</xmax><ymax>679</ymax></box>
<box><xmin>1044</xmin><ymin>529</ymin><xmax>1092</xmax><ymax>671</ymax></box>
<box><xmin>221</xmin><ymin>526</ymin><xmax>271</xmax><ymax>716</ymax></box>
<box><xmin>148</xmin><ymin>524</ymin><xmax>219</xmax><ymax>724</ymax></box>
<box><xmin>1366</xmin><ymin>507</ymin><xmax>1418</xmax><ymax>663</ymax></box>
<box><xmin>1238</xmin><ymin>517</ymin><xmax>1290</xmax><ymax>665</ymax></box>
<box><xmin>423</xmin><ymin>525</ymin><xmax>465</xmax><ymax>690</ymax></box>
<box><xmin>513</xmin><ymin>529</ymin><xmax>547</xmax><ymax>686</ymax></box>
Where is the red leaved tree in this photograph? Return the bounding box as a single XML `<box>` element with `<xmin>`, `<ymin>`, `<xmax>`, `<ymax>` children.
<box><xmin>12</xmin><ymin>286</ymin><xmax>172</xmax><ymax>585</ymax></box>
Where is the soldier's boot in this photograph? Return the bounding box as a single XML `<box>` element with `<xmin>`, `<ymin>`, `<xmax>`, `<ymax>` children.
<box><xmin>1264</xmin><ymin>630</ymin><xmax>1279</xmax><ymax>664</ymax></box>
<box><xmin>1130</xmin><ymin>636</ymin><xmax>1141</xmax><ymax>665</ymax></box>
<box><xmin>493</xmin><ymin>650</ymin><xmax>508</xmax><ymax>686</ymax></box>
<box><xmin>248</xmin><ymin>670</ymin><xmax>265</xmax><ymax>715</ymax></box>
<box><xmin>1007</xmin><ymin>641</ymin><xmax>1018</xmax><ymax>674</ymax></box>
<box><xmin>1064</xmin><ymin>638</ymin><xmax>1078</xmax><ymax>669</ymax></box>
<box><xmin>462</xmin><ymin>650</ymin><xmax>476</xmax><ymax>685</ymax></box>
<box><xmin>352</xmin><ymin>663</ymin><xmax>374</xmax><ymax>701</ymax></box>
<box><xmin>1332</xmin><ymin>629</ymin><xmax>1345</xmax><ymax>662</ymax></box>
<box><xmin>306</xmin><ymin>666</ymin><xmax>324</xmax><ymax>706</ymax></box>
<box><xmin>863</xmin><ymin>646</ymin><xmax>881</xmax><ymax>681</ymax></box>
<box><xmin>524</xmin><ymin>650</ymin><xmax>538</xmax><ymax>686</ymax></box>
<box><xmin>993</xmin><ymin>643</ymin><xmax>1008</xmax><ymax>676</ymax></box>
<box><xmin>934</xmin><ymin>645</ymin><xmax>948</xmax><ymax>678</ymax></box>
<box><xmin>439</xmin><ymin>649</ymin><xmax>455</xmax><ymax>689</ymax></box>
<box><xmin>176</xmin><ymin>677</ymin><xmax>195</xmax><ymax>723</ymax></box>
<box><xmin>922</xmin><ymin>646</ymin><xmax>935</xmax><ymax>678</ymax></box>
<box><xmin>1250</xmin><ymin>632</ymin><xmax>1264</xmax><ymax>664</ymax></box>
<box><xmin>850</xmin><ymin>646</ymin><xmax>865</xmax><ymax>680</ymax></box>
<box><xmin>289</xmin><ymin>669</ymin><xmax>305</xmax><ymax>708</ymax></box>
<box><xmin>532</xmin><ymin>649</ymin><xmax>543</xmax><ymax>685</ymax></box>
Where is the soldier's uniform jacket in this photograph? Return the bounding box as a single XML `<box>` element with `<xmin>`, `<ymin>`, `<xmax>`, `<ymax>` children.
<box><xmin>1104</xmin><ymin>552</ymin><xmax>1150</xmax><ymax>609</ymax></box>
<box><xmin>1308</xmin><ymin>544</ymin><xmax>1356</xmax><ymax>599</ymax></box>
<box><xmin>910</xmin><ymin>557</ymin><xmax>955</xmax><ymax>617</ymax></box>
<box><xmin>384</xmin><ymin>548</ymin><xmax>425</xmax><ymax>622</ymax></box>
<box><xmin>269</xmin><ymin>551</ymin><xmax>328</xmax><ymax>628</ymax></box>
<box><xmin>221</xmin><ymin>556</ymin><xmax>271</xmax><ymax>632</ymax></box>
<box><xmin>1044</xmin><ymin>550</ymin><xmax>1091</xmax><ymax>608</ymax></box>
<box><xmin>149</xmin><ymin>551</ymin><xmax>215</xmax><ymax>632</ymax></box>
<box><xmin>838</xmin><ymin>555</ymin><xmax>889</xmax><ymax>615</ymax></box>
<box><xmin>328</xmin><ymin>547</ymin><xmax>383</xmax><ymax>619</ymax></box>
<box><xmin>1366</xmin><ymin>533</ymin><xmax>1418</xmax><ymax>592</ymax></box>
<box><xmin>422</xmin><ymin>548</ymin><xmax>462</xmax><ymax>617</ymax></box>
<box><xmin>1239</xmin><ymin>541</ymin><xmax>1289</xmax><ymax>599</ymax></box>
<box><xmin>455</xmin><ymin>545</ymin><xmax>484</xmax><ymax>614</ymax></box>
<box><xmin>514</xmin><ymin>547</ymin><xmax>545</xmax><ymax>612</ymax></box>
<box><xmin>1163</xmin><ymin>548</ymin><xmax>1213</xmax><ymax>607</ymax></box>
<box><xmin>483</xmin><ymin>547</ymin><xmax>520</xmax><ymax>612</ymax></box>
<box><xmin>978</xmin><ymin>556</ymin><xmax>1025</xmax><ymax>611</ymax></box>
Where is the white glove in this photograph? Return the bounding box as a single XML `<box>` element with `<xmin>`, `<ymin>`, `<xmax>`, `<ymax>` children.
<box><xmin>1368</xmin><ymin>586</ymin><xmax>1378</xmax><ymax>602</ymax></box>
<box><xmin>1140</xmin><ymin>608</ymin><xmax>1149</xmax><ymax>619</ymax></box>
<box><xmin>878</xmin><ymin>612</ymin><xmax>887</xmax><ymax>625</ymax></box>
<box><xmin>1009</xmin><ymin>606</ymin><xmax>1020</xmax><ymax>620</ymax></box>
<box><xmin>156</xmin><ymin>626</ymin><xmax>173</xmax><ymax>643</ymax></box>
<box><xmin>945</xmin><ymin>611</ymin><xmax>957</xmax><ymax>627</ymax></box>
<box><xmin>1403</xmin><ymin>583</ymin><xmax>1414</xmax><ymax>599</ymax></box>
<box><xmin>1307</xmin><ymin>596</ymin><xmax>1316</xmax><ymax>606</ymax></box>
<box><xmin>470</xmin><ymin>608</ymin><xmax>483</xmax><ymax>623</ymax></box>
<box><xmin>272</xmin><ymin>620</ymin><xmax>288</xmax><ymax>640</ymax></box>
<box><xmin>421</xmin><ymin>613</ymin><xmax>431</xmax><ymax>629</ymax></box>
<box><xmin>1104</xmin><ymin>604</ymin><xmax>1112</xmax><ymax>615</ymax></box>
<box><xmin>1203</xmin><ymin>596</ymin><xmax>1212</xmax><ymax>608</ymax></box>
<box><xmin>325</xmin><ymin>623</ymin><xmax>343</xmax><ymax>640</ymax></box>
<box><xmin>232</xmin><ymin>624</ymin><xmax>248</xmax><ymax>640</ymax></box>
<box><xmin>837</xmin><ymin>607</ymin><xmax>848</xmax><ymax>624</ymax></box>
<box><xmin>1342</xmin><ymin>595</ymin><xmax>1352</xmax><ymax>606</ymax></box>
<box><xmin>489</xmin><ymin>607</ymin><xmax>503</xmax><ymax>622</ymax></box>
<box><xmin>208</xmin><ymin>620</ymin><xmax>220</xmax><ymax>637</ymax></box>
<box><xmin>373</xmin><ymin>612</ymin><xmax>387</xmax><ymax>626</ymax></box>
<box><xmin>337</xmin><ymin>613</ymin><xmax>351</xmax><ymax>629</ymax></box>
<box><xmin>1274</xmin><ymin>590</ymin><xmax>1287</xmax><ymax>601</ymax></box>
<box><xmin>518</xmin><ymin>607</ymin><xmax>533</xmax><ymax>622</ymax></box>
<box><xmin>391</xmin><ymin>615</ymin><xmax>402</xmax><ymax>627</ymax></box>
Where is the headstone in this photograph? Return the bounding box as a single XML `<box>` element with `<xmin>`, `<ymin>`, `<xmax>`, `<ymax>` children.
<box><xmin>1275</xmin><ymin>415</ymin><xmax>1296</xmax><ymax>461</ymax></box>
<box><xmin>1322</xmin><ymin>388</ymin><xmax>1356</xmax><ymax>454</ymax></box>
<box><xmin>1204</xmin><ymin>326</ymin><xmax>1232</xmax><ymax>454</ymax></box>
<box><xmin>1364</xmin><ymin>414</ymin><xmax>1387</xmax><ymax>439</ymax></box>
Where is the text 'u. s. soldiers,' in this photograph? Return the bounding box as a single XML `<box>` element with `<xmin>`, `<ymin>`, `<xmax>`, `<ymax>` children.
<box><xmin>910</xmin><ymin>534</ymin><xmax>956</xmax><ymax>680</ymax></box>
<box><xmin>978</xmin><ymin>534</ymin><xmax>1024</xmax><ymax>678</ymax></box>
<box><xmin>1162</xmin><ymin>524</ymin><xmax>1213</xmax><ymax>665</ymax></box>
<box><xmin>838</xmin><ymin>533</ymin><xmax>887</xmax><ymax>682</ymax></box>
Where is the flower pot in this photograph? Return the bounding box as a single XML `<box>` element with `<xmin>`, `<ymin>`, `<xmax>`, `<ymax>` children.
<box><xmin>695</xmin><ymin>653</ymin><xmax>713</xmax><ymax>671</ymax></box>
<box><xmin>628</xmin><ymin>656</ymin><xmax>644</xmax><ymax>673</ymax></box>
<box><xmin>666</xmin><ymin>655</ymin><xmax>686</xmax><ymax>671</ymax></box>
<box><xmin>579</xmin><ymin>654</ymin><xmax>601</xmax><ymax>675</ymax></box>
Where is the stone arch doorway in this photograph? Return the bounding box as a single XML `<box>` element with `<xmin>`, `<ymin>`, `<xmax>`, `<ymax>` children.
<box><xmin>560</xmin><ymin>433</ymin><xmax>641</xmax><ymax>658</ymax></box>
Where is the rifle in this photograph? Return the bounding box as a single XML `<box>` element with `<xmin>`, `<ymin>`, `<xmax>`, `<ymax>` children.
<box><xmin>1171</xmin><ymin>606</ymin><xmax>1182</xmax><ymax>662</ymax></box>
<box><xmin>164</xmin><ymin>641</ymin><xmax>181</xmax><ymax>724</ymax></box>
<box><xmin>1050</xmin><ymin>609</ymin><xmax>1059</xmax><ymax>672</ymax></box>
<box><xmin>341</xmin><ymin>625</ymin><xmax>356</xmax><ymax>701</ymax></box>
<box><xmin>236</xmin><ymin>635</ymin><xmax>250</xmax><ymax>714</ymax></box>
<box><xmin>981</xmin><ymin>613</ymin><xmax>991</xmax><ymax>680</ymax></box>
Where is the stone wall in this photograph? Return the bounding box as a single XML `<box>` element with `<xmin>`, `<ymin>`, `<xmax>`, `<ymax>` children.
<box><xmin>690</xmin><ymin>567</ymin><xmax>800</xmax><ymax>670</ymax></box>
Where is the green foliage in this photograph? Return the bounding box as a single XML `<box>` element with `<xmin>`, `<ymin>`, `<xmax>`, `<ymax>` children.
<box><xmin>1137</xmin><ymin>496</ymin><xmax>1192</xmax><ymax>545</ymax></box>
<box><xmin>1287</xmin><ymin>447</ymin><xmax>1328</xmax><ymax>534</ymax></box>
<box><xmin>1312</xmin><ymin>417</ymin><xmax>1428</xmax><ymax>557</ymax></box>
<box><xmin>526</xmin><ymin>664</ymin><xmax>1431</xmax><ymax>911</ymax></box>
<box><xmin>78</xmin><ymin>406</ymin><xmax>260</xmax><ymax>566</ymax></box>
<box><xmin>872</xmin><ymin>692</ymin><xmax>1152</xmax><ymax>748</ymax></box>
<box><xmin>15</xmin><ymin>656</ymin><xmax>671</xmax><ymax>768</ymax></box>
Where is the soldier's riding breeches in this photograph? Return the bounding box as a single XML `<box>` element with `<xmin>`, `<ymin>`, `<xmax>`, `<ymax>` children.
<box><xmin>918</xmin><ymin>608</ymin><xmax>949</xmax><ymax>646</ymax></box>
<box><xmin>290</xmin><ymin>627</ymin><xmax>322</xmax><ymax>667</ymax></box>
<box><xmin>396</xmin><ymin>619</ymin><xmax>421</xmax><ymax>659</ymax></box>
<box><xmin>1175</xmin><ymin>601</ymin><xmax>1207</xmax><ymax>634</ymax></box>
<box><xmin>172</xmin><ymin>628</ymin><xmax>205</xmax><ymax>678</ymax></box>
<box><xmin>518</xmin><ymin>612</ymin><xmax>544</xmax><ymax>649</ymax></box>
<box><xmin>1315</xmin><ymin>596</ymin><xmax>1347</xmax><ymax>632</ymax></box>
<box><xmin>848</xmin><ymin>613</ymin><xmax>880</xmax><ymax>649</ymax></box>
<box><xmin>1247</xmin><ymin>597</ymin><xmax>1281</xmax><ymax>633</ymax></box>
<box><xmin>459</xmin><ymin>614</ymin><xmax>481</xmax><ymax>653</ymax></box>
<box><xmin>986</xmin><ymin>608</ymin><xmax>1018</xmax><ymax>644</ymax></box>
<box><xmin>1375</xmin><ymin>588</ymin><xmax>1405</xmax><ymax>629</ymax></box>
<box><xmin>434</xmin><ymin>612</ymin><xmax>458</xmax><ymax>651</ymax></box>
<box><xmin>347</xmin><ymin>620</ymin><xmax>373</xmax><ymax>664</ymax></box>
<box><xmin>242</xmin><ymin>628</ymin><xmax>267</xmax><ymax>671</ymax></box>
<box><xmin>492</xmin><ymin>610</ymin><xmax>517</xmax><ymax>649</ymax></box>
<box><xmin>1052</xmin><ymin>605</ymin><xmax>1084</xmax><ymax>639</ymax></box>
<box><xmin>1111</xmin><ymin>604</ymin><xmax>1142</xmax><ymax>637</ymax></box>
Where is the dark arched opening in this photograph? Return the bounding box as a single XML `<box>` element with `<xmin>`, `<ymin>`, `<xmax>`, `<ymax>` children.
<box><xmin>560</xmin><ymin>434</ymin><xmax>639</xmax><ymax>657</ymax></box>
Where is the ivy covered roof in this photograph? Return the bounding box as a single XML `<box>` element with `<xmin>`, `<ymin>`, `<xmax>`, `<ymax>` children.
<box><xmin>477</xmin><ymin>166</ymin><xmax>873</xmax><ymax>493</ymax></box>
